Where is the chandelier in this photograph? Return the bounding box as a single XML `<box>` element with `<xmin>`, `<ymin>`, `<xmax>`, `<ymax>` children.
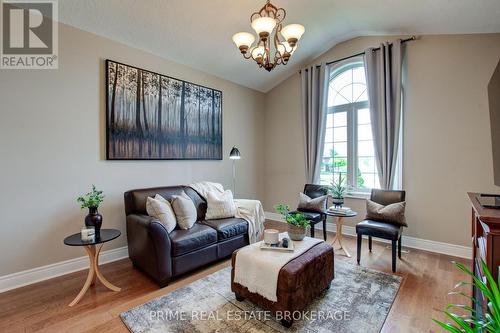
<box><xmin>232</xmin><ymin>0</ymin><xmax>305</xmax><ymax>72</ymax></box>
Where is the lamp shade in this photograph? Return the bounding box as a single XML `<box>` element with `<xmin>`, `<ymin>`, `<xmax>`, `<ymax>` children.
<box><xmin>251</xmin><ymin>17</ymin><xmax>276</xmax><ymax>37</ymax></box>
<box><xmin>229</xmin><ymin>146</ymin><xmax>241</xmax><ymax>159</ymax></box>
<box><xmin>232</xmin><ymin>32</ymin><xmax>255</xmax><ymax>49</ymax></box>
<box><xmin>281</xmin><ymin>24</ymin><xmax>305</xmax><ymax>45</ymax></box>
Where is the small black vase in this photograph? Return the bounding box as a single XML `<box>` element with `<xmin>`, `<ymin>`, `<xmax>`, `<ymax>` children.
<box><xmin>85</xmin><ymin>207</ymin><xmax>103</xmax><ymax>237</ymax></box>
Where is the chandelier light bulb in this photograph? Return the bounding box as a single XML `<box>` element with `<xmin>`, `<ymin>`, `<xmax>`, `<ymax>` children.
<box><xmin>251</xmin><ymin>17</ymin><xmax>277</xmax><ymax>41</ymax></box>
<box><xmin>278</xmin><ymin>42</ymin><xmax>295</xmax><ymax>55</ymax></box>
<box><xmin>281</xmin><ymin>24</ymin><xmax>305</xmax><ymax>47</ymax></box>
<box><xmin>251</xmin><ymin>46</ymin><xmax>266</xmax><ymax>64</ymax></box>
<box><xmin>232</xmin><ymin>32</ymin><xmax>255</xmax><ymax>53</ymax></box>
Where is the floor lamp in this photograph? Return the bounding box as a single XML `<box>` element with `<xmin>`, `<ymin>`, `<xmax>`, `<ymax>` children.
<box><xmin>229</xmin><ymin>146</ymin><xmax>241</xmax><ymax>196</ymax></box>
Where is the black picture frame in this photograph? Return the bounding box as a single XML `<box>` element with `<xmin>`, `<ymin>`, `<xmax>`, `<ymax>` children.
<box><xmin>105</xmin><ymin>59</ymin><xmax>223</xmax><ymax>160</ymax></box>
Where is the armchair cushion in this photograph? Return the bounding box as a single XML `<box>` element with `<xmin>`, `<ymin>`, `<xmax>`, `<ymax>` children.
<box><xmin>298</xmin><ymin>192</ymin><xmax>328</xmax><ymax>213</ymax></box>
<box><xmin>201</xmin><ymin>217</ymin><xmax>248</xmax><ymax>240</ymax></box>
<box><xmin>366</xmin><ymin>199</ymin><xmax>407</xmax><ymax>227</ymax></box>
<box><xmin>293</xmin><ymin>209</ymin><xmax>323</xmax><ymax>223</ymax></box>
<box><xmin>356</xmin><ymin>220</ymin><xmax>402</xmax><ymax>239</ymax></box>
<box><xmin>170</xmin><ymin>223</ymin><xmax>217</xmax><ymax>256</ymax></box>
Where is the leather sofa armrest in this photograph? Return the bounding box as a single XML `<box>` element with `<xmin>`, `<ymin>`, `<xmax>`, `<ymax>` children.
<box><xmin>126</xmin><ymin>214</ymin><xmax>173</xmax><ymax>286</ymax></box>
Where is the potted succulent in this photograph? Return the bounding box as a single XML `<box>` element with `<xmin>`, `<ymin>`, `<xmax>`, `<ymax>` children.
<box><xmin>274</xmin><ymin>204</ymin><xmax>310</xmax><ymax>241</ymax></box>
<box><xmin>329</xmin><ymin>173</ymin><xmax>347</xmax><ymax>207</ymax></box>
<box><xmin>433</xmin><ymin>259</ymin><xmax>500</xmax><ymax>332</ymax></box>
<box><xmin>77</xmin><ymin>185</ymin><xmax>105</xmax><ymax>237</ymax></box>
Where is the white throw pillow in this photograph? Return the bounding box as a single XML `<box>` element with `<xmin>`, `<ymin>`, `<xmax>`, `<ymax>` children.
<box><xmin>170</xmin><ymin>192</ymin><xmax>198</xmax><ymax>229</ymax></box>
<box><xmin>205</xmin><ymin>190</ymin><xmax>237</xmax><ymax>220</ymax></box>
<box><xmin>146</xmin><ymin>194</ymin><xmax>177</xmax><ymax>233</ymax></box>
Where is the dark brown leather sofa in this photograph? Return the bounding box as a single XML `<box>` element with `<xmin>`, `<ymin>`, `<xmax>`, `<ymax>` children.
<box><xmin>124</xmin><ymin>186</ymin><xmax>249</xmax><ymax>287</ymax></box>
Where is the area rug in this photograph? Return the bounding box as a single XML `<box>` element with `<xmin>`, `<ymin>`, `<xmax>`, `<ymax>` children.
<box><xmin>121</xmin><ymin>260</ymin><xmax>402</xmax><ymax>333</ymax></box>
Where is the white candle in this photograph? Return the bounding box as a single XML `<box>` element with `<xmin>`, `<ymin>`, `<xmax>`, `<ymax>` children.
<box><xmin>81</xmin><ymin>227</ymin><xmax>95</xmax><ymax>242</ymax></box>
<box><xmin>264</xmin><ymin>229</ymin><xmax>280</xmax><ymax>245</ymax></box>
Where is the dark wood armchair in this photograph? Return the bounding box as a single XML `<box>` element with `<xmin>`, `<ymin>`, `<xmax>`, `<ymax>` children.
<box><xmin>292</xmin><ymin>184</ymin><xmax>329</xmax><ymax>241</ymax></box>
<box><xmin>356</xmin><ymin>189</ymin><xmax>406</xmax><ymax>272</ymax></box>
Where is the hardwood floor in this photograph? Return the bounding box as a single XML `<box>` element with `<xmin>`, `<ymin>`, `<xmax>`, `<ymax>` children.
<box><xmin>0</xmin><ymin>220</ymin><xmax>470</xmax><ymax>333</ymax></box>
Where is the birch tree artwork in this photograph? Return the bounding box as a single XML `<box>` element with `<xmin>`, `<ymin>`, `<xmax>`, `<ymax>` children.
<box><xmin>106</xmin><ymin>60</ymin><xmax>223</xmax><ymax>160</ymax></box>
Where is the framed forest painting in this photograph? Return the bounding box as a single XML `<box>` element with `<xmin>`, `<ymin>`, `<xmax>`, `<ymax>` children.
<box><xmin>105</xmin><ymin>60</ymin><xmax>222</xmax><ymax>160</ymax></box>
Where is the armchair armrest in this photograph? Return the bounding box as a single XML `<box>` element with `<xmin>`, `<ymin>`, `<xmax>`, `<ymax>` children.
<box><xmin>126</xmin><ymin>214</ymin><xmax>172</xmax><ymax>286</ymax></box>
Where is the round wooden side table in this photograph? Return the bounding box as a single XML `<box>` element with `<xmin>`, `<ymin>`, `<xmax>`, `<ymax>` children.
<box><xmin>325</xmin><ymin>210</ymin><xmax>358</xmax><ymax>257</ymax></box>
<box><xmin>63</xmin><ymin>228</ymin><xmax>121</xmax><ymax>306</ymax></box>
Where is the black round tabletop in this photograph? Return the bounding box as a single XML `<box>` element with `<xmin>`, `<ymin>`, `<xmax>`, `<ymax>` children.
<box><xmin>64</xmin><ymin>229</ymin><xmax>121</xmax><ymax>246</ymax></box>
<box><xmin>325</xmin><ymin>210</ymin><xmax>358</xmax><ymax>218</ymax></box>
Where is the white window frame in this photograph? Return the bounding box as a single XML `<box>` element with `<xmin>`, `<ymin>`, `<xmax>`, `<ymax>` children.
<box><xmin>323</xmin><ymin>57</ymin><xmax>378</xmax><ymax>194</ymax></box>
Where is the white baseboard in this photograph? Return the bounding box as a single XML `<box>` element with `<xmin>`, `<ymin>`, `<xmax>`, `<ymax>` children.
<box><xmin>265</xmin><ymin>212</ymin><xmax>472</xmax><ymax>259</ymax></box>
<box><xmin>0</xmin><ymin>211</ymin><xmax>472</xmax><ymax>293</ymax></box>
<box><xmin>0</xmin><ymin>246</ymin><xmax>129</xmax><ymax>293</ymax></box>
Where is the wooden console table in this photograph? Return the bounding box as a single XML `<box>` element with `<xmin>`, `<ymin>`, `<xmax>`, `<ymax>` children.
<box><xmin>469</xmin><ymin>192</ymin><xmax>500</xmax><ymax>316</ymax></box>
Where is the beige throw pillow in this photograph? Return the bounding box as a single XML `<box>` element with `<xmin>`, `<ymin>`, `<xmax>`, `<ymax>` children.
<box><xmin>366</xmin><ymin>199</ymin><xmax>407</xmax><ymax>227</ymax></box>
<box><xmin>205</xmin><ymin>190</ymin><xmax>236</xmax><ymax>220</ymax></box>
<box><xmin>298</xmin><ymin>192</ymin><xmax>328</xmax><ymax>213</ymax></box>
<box><xmin>146</xmin><ymin>194</ymin><xmax>177</xmax><ymax>233</ymax></box>
<box><xmin>170</xmin><ymin>192</ymin><xmax>198</xmax><ymax>229</ymax></box>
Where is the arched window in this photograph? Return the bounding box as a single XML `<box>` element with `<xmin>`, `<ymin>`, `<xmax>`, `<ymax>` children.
<box><xmin>320</xmin><ymin>58</ymin><xmax>379</xmax><ymax>191</ymax></box>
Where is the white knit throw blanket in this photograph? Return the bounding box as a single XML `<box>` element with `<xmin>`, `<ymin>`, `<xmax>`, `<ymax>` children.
<box><xmin>234</xmin><ymin>233</ymin><xmax>322</xmax><ymax>302</ymax></box>
<box><xmin>189</xmin><ymin>182</ymin><xmax>265</xmax><ymax>243</ymax></box>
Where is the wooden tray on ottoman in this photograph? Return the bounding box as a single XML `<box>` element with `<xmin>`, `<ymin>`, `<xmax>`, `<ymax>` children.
<box><xmin>231</xmin><ymin>242</ymin><xmax>334</xmax><ymax>328</ymax></box>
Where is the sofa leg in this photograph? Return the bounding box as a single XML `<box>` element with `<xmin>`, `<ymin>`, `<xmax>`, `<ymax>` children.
<box><xmin>310</xmin><ymin>224</ymin><xmax>315</xmax><ymax>238</ymax></box>
<box><xmin>281</xmin><ymin>319</ymin><xmax>293</xmax><ymax>328</ymax></box>
<box><xmin>368</xmin><ymin>236</ymin><xmax>372</xmax><ymax>252</ymax></box>
<box><xmin>159</xmin><ymin>279</ymin><xmax>169</xmax><ymax>288</ymax></box>
<box><xmin>235</xmin><ymin>293</ymin><xmax>245</xmax><ymax>302</ymax></box>
<box><xmin>392</xmin><ymin>239</ymin><xmax>397</xmax><ymax>273</ymax></box>
<box><xmin>357</xmin><ymin>233</ymin><xmax>362</xmax><ymax>264</ymax></box>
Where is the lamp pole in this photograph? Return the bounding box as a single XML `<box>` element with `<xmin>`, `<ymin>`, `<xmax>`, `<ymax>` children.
<box><xmin>229</xmin><ymin>146</ymin><xmax>241</xmax><ymax>196</ymax></box>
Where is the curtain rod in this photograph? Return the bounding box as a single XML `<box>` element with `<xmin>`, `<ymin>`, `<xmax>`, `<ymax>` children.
<box><xmin>299</xmin><ymin>36</ymin><xmax>416</xmax><ymax>73</ymax></box>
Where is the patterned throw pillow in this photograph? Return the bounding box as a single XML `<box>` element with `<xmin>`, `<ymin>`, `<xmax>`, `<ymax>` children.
<box><xmin>205</xmin><ymin>190</ymin><xmax>237</xmax><ymax>220</ymax></box>
<box><xmin>170</xmin><ymin>192</ymin><xmax>198</xmax><ymax>230</ymax></box>
<box><xmin>146</xmin><ymin>194</ymin><xmax>177</xmax><ymax>233</ymax></box>
<box><xmin>298</xmin><ymin>192</ymin><xmax>328</xmax><ymax>213</ymax></box>
<box><xmin>365</xmin><ymin>199</ymin><xmax>407</xmax><ymax>227</ymax></box>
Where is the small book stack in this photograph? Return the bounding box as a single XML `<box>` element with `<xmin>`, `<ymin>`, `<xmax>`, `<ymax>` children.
<box><xmin>327</xmin><ymin>206</ymin><xmax>354</xmax><ymax>215</ymax></box>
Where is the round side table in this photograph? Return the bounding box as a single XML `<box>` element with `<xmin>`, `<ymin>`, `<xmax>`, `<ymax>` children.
<box><xmin>325</xmin><ymin>210</ymin><xmax>358</xmax><ymax>257</ymax></box>
<box><xmin>64</xmin><ymin>228</ymin><xmax>121</xmax><ymax>306</ymax></box>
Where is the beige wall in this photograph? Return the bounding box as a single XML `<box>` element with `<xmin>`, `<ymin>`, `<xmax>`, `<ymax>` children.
<box><xmin>264</xmin><ymin>34</ymin><xmax>500</xmax><ymax>246</ymax></box>
<box><xmin>0</xmin><ymin>24</ymin><xmax>265</xmax><ymax>276</ymax></box>
<box><xmin>2</xmin><ymin>29</ymin><xmax>500</xmax><ymax>277</ymax></box>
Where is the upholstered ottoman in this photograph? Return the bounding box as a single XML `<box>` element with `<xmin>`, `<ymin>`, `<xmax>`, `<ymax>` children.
<box><xmin>231</xmin><ymin>242</ymin><xmax>334</xmax><ymax>327</ymax></box>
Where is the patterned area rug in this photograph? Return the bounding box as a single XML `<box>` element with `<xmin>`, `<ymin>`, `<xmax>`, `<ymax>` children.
<box><xmin>121</xmin><ymin>260</ymin><xmax>402</xmax><ymax>333</ymax></box>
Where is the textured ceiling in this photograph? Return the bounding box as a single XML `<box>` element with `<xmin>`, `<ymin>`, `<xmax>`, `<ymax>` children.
<box><xmin>58</xmin><ymin>0</ymin><xmax>500</xmax><ymax>92</ymax></box>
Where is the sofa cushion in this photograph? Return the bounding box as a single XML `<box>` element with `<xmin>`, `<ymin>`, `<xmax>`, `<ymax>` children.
<box><xmin>356</xmin><ymin>219</ymin><xmax>402</xmax><ymax>239</ymax></box>
<box><xmin>170</xmin><ymin>223</ymin><xmax>217</xmax><ymax>256</ymax></box>
<box><xmin>202</xmin><ymin>218</ymin><xmax>248</xmax><ymax>240</ymax></box>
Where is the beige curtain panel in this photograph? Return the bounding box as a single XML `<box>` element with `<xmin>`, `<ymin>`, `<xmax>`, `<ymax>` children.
<box><xmin>300</xmin><ymin>63</ymin><xmax>329</xmax><ymax>183</ymax></box>
<box><xmin>364</xmin><ymin>40</ymin><xmax>404</xmax><ymax>190</ymax></box>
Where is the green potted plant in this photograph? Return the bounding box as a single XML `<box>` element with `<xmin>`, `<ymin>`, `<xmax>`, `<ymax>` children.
<box><xmin>330</xmin><ymin>173</ymin><xmax>347</xmax><ymax>207</ymax></box>
<box><xmin>433</xmin><ymin>259</ymin><xmax>500</xmax><ymax>332</ymax></box>
<box><xmin>274</xmin><ymin>204</ymin><xmax>310</xmax><ymax>241</ymax></box>
<box><xmin>77</xmin><ymin>185</ymin><xmax>105</xmax><ymax>236</ymax></box>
